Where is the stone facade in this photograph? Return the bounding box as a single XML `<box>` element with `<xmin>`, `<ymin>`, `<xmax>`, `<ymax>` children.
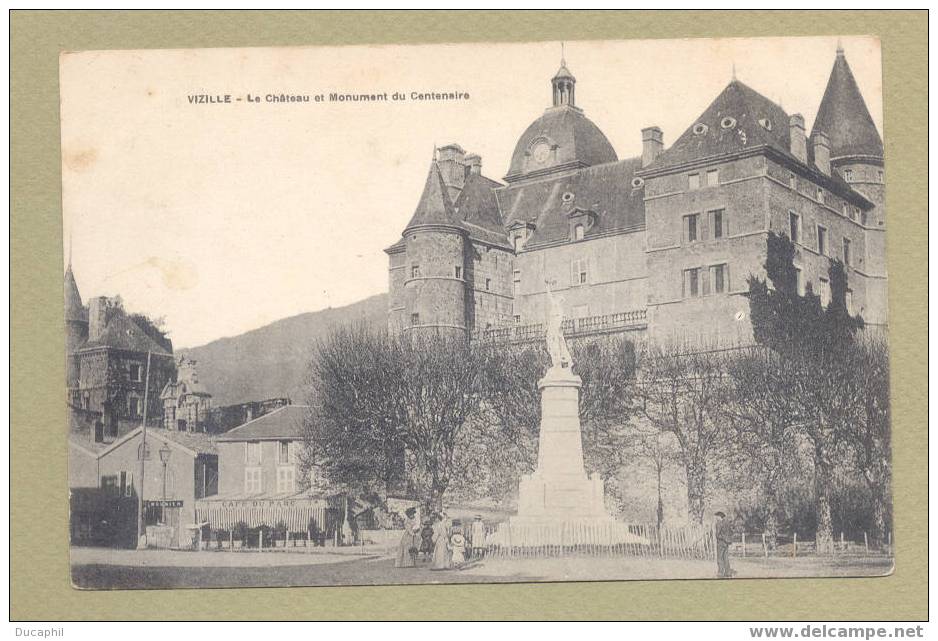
<box><xmin>386</xmin><ymin>48</ymin><xmax>887</xmax><ymax>346</ymax></box>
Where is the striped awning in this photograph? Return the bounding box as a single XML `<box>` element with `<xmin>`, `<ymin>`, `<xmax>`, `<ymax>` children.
<box><xmin>195</xmin><ymin>490</ymin><xmax>329</xmax><ymax>531</ymax></box>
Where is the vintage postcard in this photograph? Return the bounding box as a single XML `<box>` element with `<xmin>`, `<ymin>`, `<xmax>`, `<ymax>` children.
<box><xmin>61</xmin><ymin>36</ymin><xmax>892</xmax><ymax>590</ymax></box>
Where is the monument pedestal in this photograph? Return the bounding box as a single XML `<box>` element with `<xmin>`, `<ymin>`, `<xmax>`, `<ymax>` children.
<box><xmin>514</xmin><ymin>366</ymin><xmax>608</xmax><ymax>522</ymax></box>
<box><xmin>492</xmin><ymin>365</ymin><xmax>644</xmax><ymax>547</ymax></box>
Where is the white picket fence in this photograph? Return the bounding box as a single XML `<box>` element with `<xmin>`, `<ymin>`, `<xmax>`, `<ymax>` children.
<box><xmin>471</xmin><ymin>522</ymin><xmax>715</xmax><ymax>560</ymax></box>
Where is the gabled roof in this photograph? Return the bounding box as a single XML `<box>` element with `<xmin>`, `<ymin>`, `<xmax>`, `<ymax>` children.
<box><xmin>217</xmin><ymin>404</ymin><xmax>308</xmax><ymax>441</ymax></box>
<box><xmin>811</xmin><ymin>48</ymin><xmax>884</xmax><ymax>161</ymax></box>
<box><xmin>80</xmin><ymin>310</ymin><xmax>173</xmax><ymax>356</ymax></box>
<box><xmin>403</xmin><ymin>162</ymin><xmax>460</xmax><ymax>230</ymax></box>
<box><xmin>645</xmin><ymin>79</ymin><xmax>791</xmax><ymax>172</ymax></box>
<box><xmin>455</xmin><ymin>173</ymin><xmax>510</xmax><ymax>248</ymax></box>
<box><xmin>64</xmin><ymin>266</ymin><xmax>87</xmax><ymax>323</ymax></box>
<box><xmin>497</xmin><ymin>156</ymin><xmax>646</xmax><ymax>249</ymax></box>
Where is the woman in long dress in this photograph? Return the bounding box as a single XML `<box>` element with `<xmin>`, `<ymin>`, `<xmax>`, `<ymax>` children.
<box><xmin>394</xmin><ymin>507</ymin><xmax>419</xmax><ymax>568</ymax></box>
<box><xmin>430</xmin><ymin>513</ymin><xmax>451</xmax><ymax>571</ymax></box>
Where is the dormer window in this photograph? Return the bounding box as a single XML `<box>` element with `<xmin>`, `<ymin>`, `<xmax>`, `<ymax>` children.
<box><xmin>692</xmin><ymin>123</ymin><xmax>709</xmax><ymax>135</ymax></box>
<box><xmin>631</xmin><ymin>177</ymin><xmax>644</xmax><ymax>189</ymax></box>
<box><xmin>843</xmin><ymin>168</ymin><xmax>853</xmax><ymax>182</ymax></box>
<box><xmin>574</xmin><ymin>224</ymin><xmax>585</xmax><ymax>241</ymax></box>
<box><xmin>720</xmin><ymin>117</ymin><xmax>737</xmax><ymax>129</ymax></box>
<box><xmin>758</xmin><ymin>118</ymin><xmax>772</xmax><ymax>131</ymax></box>
<box><xmin>561</xmin><ymin>191</ymin><xmax>574</xmax><ymax>204</ymax></box>
<box><xmin>513</xmin><ymin>235</ymin><xmax>523</xmax><ymax>252</ymax></box>
<box><xmin>411</xmin><ymin>265</ymin><xmax>421</xmax><ymax>278</ymax></box>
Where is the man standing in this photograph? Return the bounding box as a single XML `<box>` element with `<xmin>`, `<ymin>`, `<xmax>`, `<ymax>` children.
<box><xmin>470</xmin><ymin>515</ymin><xmax>486</xmax><ymax>560</ymax></box>
<box><xmin>715</xmin><ymin>511</ymin><xmax>735</xmax><ymax>578</ymax></box>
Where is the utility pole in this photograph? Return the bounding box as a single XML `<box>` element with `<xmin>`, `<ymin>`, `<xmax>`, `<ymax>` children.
<box><xmin>135</xmin><ymin>350</ymin><xmax>152</xmax><ymax>549</ymax></box>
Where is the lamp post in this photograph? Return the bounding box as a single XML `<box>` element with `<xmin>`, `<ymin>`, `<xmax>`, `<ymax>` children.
<box><xmin>159</xmin><ymin>444</ymin><xmax>172</xmax><ymax>500</ymax></box>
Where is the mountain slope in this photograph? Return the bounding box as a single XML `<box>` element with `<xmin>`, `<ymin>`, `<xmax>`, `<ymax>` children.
<box><xmin>179</xmin><ymin>293</ymin><xmax>387</xmax><ymax>406</ymax></box>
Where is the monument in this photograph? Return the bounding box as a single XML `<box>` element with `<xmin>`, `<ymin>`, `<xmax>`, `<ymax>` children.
<box><xmin>514</xmin><ymin>282</ymin><xmax>607</xmax><ymax>521</ymax></box>
<box><xmin>492</xmin><ymin>283</ymin><xmax>643</xmax><ymax>547</ymax></box>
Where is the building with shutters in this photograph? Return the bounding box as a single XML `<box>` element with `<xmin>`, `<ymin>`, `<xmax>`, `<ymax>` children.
<box><xmin>386</xmin><ymin>45</ymin><xmax>887</xmax><ymax>346</ymax></box>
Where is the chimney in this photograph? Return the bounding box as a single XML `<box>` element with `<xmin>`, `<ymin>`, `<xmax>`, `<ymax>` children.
<box><xmin>789</xmin><ymin>114</ymin><xmax>807</xmax><ymax>164</ymax></box>
<box><xmin>88</xmin><ymin>296</ymin><xmax>109</xmax><ymax>342</ymax></box>
<box><xmin>464</xmin><ymin>153</ymin><xmax>482</xmax><ymax>177</ymax></box>
<box><xmin>812</xmin><ymin>130</ymin><xmax>831</xmax><ymax>175</ymax></box>
<box><xmin>436</xmin><ymin>143</ymin><xmax>466</xmax><ymax>199</ymax></box>
<box><xmin>641</xmin><ymin>126</ymin><xmax>664</xmax><ymax>167</ymax></box>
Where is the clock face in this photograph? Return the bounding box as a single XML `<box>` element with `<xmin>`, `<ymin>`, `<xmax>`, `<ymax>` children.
<box><xmin>532</xmin><ymin>142</ymin><xmax>551</xmax><ymax>164</ymax></box>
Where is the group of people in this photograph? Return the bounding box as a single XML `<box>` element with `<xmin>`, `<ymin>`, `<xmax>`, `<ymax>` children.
<box><xmin>395</xmin><ymin>508</ymin><xmax>487</xmax><ymax>571</ymax></box>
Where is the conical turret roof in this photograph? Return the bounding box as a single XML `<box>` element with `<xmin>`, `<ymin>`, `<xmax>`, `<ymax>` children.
<box><xmin>403</xmin><ymin>160</ymin><xmax>460</xmax><ymax>230</ymax></box>
<box><xmin>64</xmin><ymin>265</ymin><xmax>87</xmax><ymax>323</ymax></box>
<box><xmin>811</xmin><ymin>48</ymin><xmax>883</xmax><ymax>161</ymax></box>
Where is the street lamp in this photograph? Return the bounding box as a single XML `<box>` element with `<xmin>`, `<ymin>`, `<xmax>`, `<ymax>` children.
<box><xmin>159</xmin><ymin>444</ymin><xmax>172</xmax><ymax>500</ymax></box>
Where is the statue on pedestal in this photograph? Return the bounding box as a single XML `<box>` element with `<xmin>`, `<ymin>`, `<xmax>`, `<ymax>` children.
<box><xmin>545</xmin><ymin>280</ymin><xmax>573</xmax><ymax>370</ymax></box>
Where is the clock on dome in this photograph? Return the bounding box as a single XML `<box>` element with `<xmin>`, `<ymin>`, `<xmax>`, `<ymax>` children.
<box><xmin>532</xmin><ymin>141</ymin><xmax>551</xmax><ymax>164</ymax></box>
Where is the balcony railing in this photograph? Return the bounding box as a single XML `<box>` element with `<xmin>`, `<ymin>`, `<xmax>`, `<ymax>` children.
<box><xmin>474</xmin><ymin>309</ymin><xmax>648</xmax><ymax>344</ymax></box>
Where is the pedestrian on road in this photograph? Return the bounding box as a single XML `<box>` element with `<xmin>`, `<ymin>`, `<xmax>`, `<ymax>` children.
<box><xmin>470</xmin><ymin>515</ymin><xmax>486</xmax><ymax>560</ymax></box>
<box><xmin>394</xmin><ymin>507</ymin><xmax>420</xmax><ymax>568</ymax></box>
<box><xmin>430</xmin><ymin>512</ymin><xmax>451</xmax><ymax>571</ymax></box>
<box><xmin>715</xmin><ymin>510</ymin><xmax>736</xmax><ymax>578</ymax></box>
<box><xmin>449</xmin><ymin>521</ymin><xmax>467</xmax><ymax>568</ymax></box>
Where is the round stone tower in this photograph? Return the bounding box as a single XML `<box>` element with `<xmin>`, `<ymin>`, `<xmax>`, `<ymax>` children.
<box><xmin>401</xmin><ymin>155</ymin><xmax>468</xmax><ymax>340</ymax></box>
<box><xmin>64</xmin><ymin>264</ymin><xmax>88</xmax><ymax>388</ymax></box>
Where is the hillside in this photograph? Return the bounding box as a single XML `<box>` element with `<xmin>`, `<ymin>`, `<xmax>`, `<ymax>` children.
<box><xmin>179</xmin><ymin>293</ymin><xmax>388</xmax><ymax>406</ymax></box>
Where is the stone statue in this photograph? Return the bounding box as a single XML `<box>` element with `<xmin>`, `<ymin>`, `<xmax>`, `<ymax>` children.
<box><xmin>545</xmin><ymin>280</ymin><xmax>573</xmax><ymax>369</ymax></box>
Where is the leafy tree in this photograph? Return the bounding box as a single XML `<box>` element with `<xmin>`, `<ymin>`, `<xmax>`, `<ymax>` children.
<box><xmin>745</xmin><ymin>230</ymin><xmax>870</xmax><ymax>552</ymax></box>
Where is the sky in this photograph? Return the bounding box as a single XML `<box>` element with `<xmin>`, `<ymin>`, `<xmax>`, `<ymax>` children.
<box><xmin>60</xmin><ymin>36</ymin><xmax>882</xmax><ymax>348</ymax></box>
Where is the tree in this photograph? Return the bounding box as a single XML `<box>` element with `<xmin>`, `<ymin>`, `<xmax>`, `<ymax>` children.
<box><xmin>746</xmin><ymin>230</ymin><xmax>868</xmax><ymax>552</ymax></box>
<box><xmin>308</xmin><ymin>326</ymin><xmax>486</xmax><ymax>514</ymax></box>
<box><xmin>636</xmin><ymin>343</ymin><xmax>733</xmax><ymax>524</ymax></box>
<box><xmin>842</xmin><ymin>337</ymin><xmax>892</xmax><ymax>548</ymax></box>
<box><xmin>725</xmin><ymin>347</ymin><xmax>801</xmax><ymax>548</ymax></box>
<box><xmin>627</xmin><ymin>423</ymin><xmax>681</xmax><ymax>528</ymax></box>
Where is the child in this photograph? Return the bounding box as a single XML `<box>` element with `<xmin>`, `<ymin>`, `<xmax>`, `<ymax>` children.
<box><xmin>448</xmin><ymin>522</ymin><xmax>467</xmax><ymax>568</ymax></box>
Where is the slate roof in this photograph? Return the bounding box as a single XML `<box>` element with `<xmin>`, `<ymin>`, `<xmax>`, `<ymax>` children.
<box><xmin>645</xmin><ymin>80</ymin><xmax>792</xmax><ymax>172</ymax></box>
<box><xmin>151</xmin><ymin>428</ymin><xmax>218</xmax><ymax>455</ymax></box>
<box><xmin>505</xmin><ymin>105</ymin><xmax>618</xmax><ymax>181</ymax></box>
<box><xmin>217</xmin><ymin>404</ymin><xmax>308</xmax><ymax>442</ymax></box>
<box><xmin>80</xmin><ymin>310</ymin><xmax>173</xmax><ymax>356</ymax></box>
<box><xmin>403</xmin><ymin>161</ymin><xmax>461</xmax><ymax>230</ymax></box>
<box><xmin>552</xmin><ymin>62</ymin><xmax>575</xmax><ymax>81</ymax></box>
<box><xmin>811</xmin><ymin>49</ymin><xmax>884</xmax><ymax>160</ymax></box>
<box><xmin>64</xmin><ymin>266</ymin><xmax>87</xmax><ymax>323</ymax></box>
<box><xmin>455</xmin><ymin>173</ymin><xmax>510</xmax><ymax>248</ymax></box>
<box><xmin>497</xmin><ymin>156</ymin><xmax>646</xmax><ymax>249</ymax></box>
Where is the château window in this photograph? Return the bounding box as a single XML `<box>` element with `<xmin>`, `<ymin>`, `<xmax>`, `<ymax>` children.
<box><xmin>684</xmin><ymin>213</ymin><xmax>700</xmax><ymax>243</ymax></box>
<box><xmin>816</xmin><ymin>187</ymin><xmax>825</xmax><ymax>204</ymax></box>
<box><xmin>860</xmin><ymin>209</ymin><xmax>868</xmax><ymax>226</ymax></box>
<box><xmin>513</xmin><ymin>235</ymin><xmax>523</xmax><ymax>252</ymax></box>
<box><xmin>795</xmin><ymin>266</ymin><xmax>805</xmax><ymax>296</ymax></box>
<box><xmin>129</xmin><ymin>364</ymin><xmax>143</xmax><ymax>382</ymax></box>
<box><xmin>789</xmin><ymin>212</ymin><xmax>800</xmax><ymax>244</ymax></box>
<box><xmin>706</xmin><ymin>169</ymin><xmax>719</xmax><ymax>187</ymax></box>
<box><xmin>843</xmin><ymin>238</ymin><xmax>852</xmax><ymax>266</ymax></box>
<box><xmin>683</xmin><ymin>268</ymin><xmax>700</xmax><ymax>298</ymax></box>
<box><xmin>244</xmin><ymin>467</ymin><xmax>262</xmax><ymax>494</ymax></box>
<box><xmin>817</xmin><ymin>225</ymin><xmax>827</xmax><ymax>256</ymax></box>
<box><xmin>877</xmin><ymin>170</ymin><xmax>884</xmax><ymax>183</ymax></box>
<box><xmin>843</xmin><ymin>168</ymin><xmax>853</xmax><ymax>182</ymax></box>
<box><xmin>128</xmin><ymin>396</ymin><xmax>141</xmax><ymax>417</ymax></box>
<box><xmin>709</xmin><ymin>209</ymin><xmax>725</xmax><ymax>239</ymax></box>
<box><xmin>710</xmin><ymin>264</ymin><xmax>728</xmax><ymax>294</ymax></box>
<box><xmin>819</xmin><ymin>277</ymin><xmax>831</xmax><ymax>307</ymax></box>
<box><xmin>278</xmin><ymin>441</ymin><xmax>290</xmax><ymax>465</ymax></box>
<box><xmin>513</xmin><ymin>314</ymin><xmax>521</xmax><ymax>325</ymax></box>
<box><xmin>485</xmin><ymin>278</ymin><xmax>491</xmax><ymax>291</ymax></box>
<box><xmin>454</xmin><ymin>266</ymin><xmax>461</xmax><ymax>279</ymax></box>
<box><xmin>688</xmin><ymin>173</ymin><xmax>700</xmax><ymax>190</ymax></box>
<box><xmin>788</xmin><ymin>173</ymin><xmax>796</xmax><ymax>189</ymax></box>
<box><xmin>411</xmin><ymin>265</ymin><xmax>420</xmax><ymax>278</ymax></box>
<box><xmin>573</xmin><ymin>224</ymin><xmax>585</xmax><ymax>241</ymax></box>
<box><xmin>410</xmin><ymin>313</ymin><xmax>419</xmax><ymax>326</ymax></box>
<box><xmin>846</xmin><ymin>290</ymin><xmax>854</xmax><ymax>315</ymax></box>
<box><xmin>572</xmin><ymin>258</ymin><xmax>589</xmax><ymax>286</ymax></box>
